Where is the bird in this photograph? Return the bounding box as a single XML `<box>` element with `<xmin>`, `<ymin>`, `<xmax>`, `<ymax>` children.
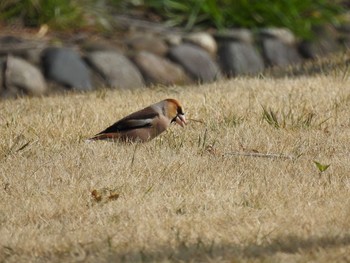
<box><xmin>88</xmin><ymin>98</ymin><xmax>186</xmax><ymax>142</ymax></box>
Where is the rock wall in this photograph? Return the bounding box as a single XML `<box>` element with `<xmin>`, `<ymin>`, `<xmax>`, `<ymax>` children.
<box><xmin>0</xmin><ymin>25</ymin><xmax>347</xmax><ymax>98</ymax></box>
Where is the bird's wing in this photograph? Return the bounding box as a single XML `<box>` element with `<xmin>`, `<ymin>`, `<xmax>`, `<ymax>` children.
<box><xmin>98</xmin><ymin>107</ymin><xmax>160</xmax><ymax>134</ymax></box>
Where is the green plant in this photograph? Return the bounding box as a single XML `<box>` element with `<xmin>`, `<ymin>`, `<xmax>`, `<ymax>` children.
<box><xmin>114</xmin><ymin>0</ymin><xmax>345</xmax><ymax>39</ymax></box>
<box><xmin>261</xmin><ymin>105</ymin><xmax>323</xmax><ymax>129</ymax></box>
<box><xmin>1</xmin><ymin>0</ymin><xmax>345</xmax><ymax>36</ymax></box>
<box><xmin>0</xmin><ymin>0</ymin><xmax>107</xmax><ymax>29</ymax></box>
<box><xmin>262</xmin><ymin>106</ymin><xmax>280</xmax><ymax>129</ymax></box>
<box><xmin>220</xmin><ymin>0</ymin><xmax>345</xmax><ymax>39</ymax></box>
<box><xmin>222</xmin><ymin>113</ymin><xmax>245</xmax><ymax>127</ymax></box>
<box><xmin>314</xmin><ymin>160</ymin><xmax>331</xmax><ymax>183</ymax></box>
<box><xmin>314</xmin><ymin>161</ymin><xmax>330</xmax><ymax>173</ymax></box>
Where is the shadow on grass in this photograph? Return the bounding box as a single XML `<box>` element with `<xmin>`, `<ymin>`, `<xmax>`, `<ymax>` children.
<box><xmin>4</xmin><ymin>234</ymin><xmax>350</xmax><ymax>262</ymax></box>
<box><xmin>107</xmin><ymin>234</ymin><xmax>350</xmax><ymax>262</ymax></box>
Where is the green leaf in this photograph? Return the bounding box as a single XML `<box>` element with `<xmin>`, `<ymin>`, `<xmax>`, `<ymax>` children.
<box><xmin>313</xmin><ymin>161</ymin><xmax>330</xmax><ymax>172</ymax></box>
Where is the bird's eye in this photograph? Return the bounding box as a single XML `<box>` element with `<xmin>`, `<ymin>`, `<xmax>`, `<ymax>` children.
<box><xmin>178</xmin><ymin>107</ymin><xmax>184</xmax><ymax>115</ymax></box>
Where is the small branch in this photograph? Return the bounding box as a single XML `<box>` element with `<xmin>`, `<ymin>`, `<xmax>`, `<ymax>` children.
<box><xmin>223</xmin><ymin>151</ymin><xmax>295</xmax><ymax>160</ymax></box>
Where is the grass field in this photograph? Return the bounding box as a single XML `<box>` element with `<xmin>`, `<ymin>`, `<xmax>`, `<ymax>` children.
<box><xmin>1</xmin><ymin>75</ymin><xmax>350</xmax><ymax>262</ymax></box>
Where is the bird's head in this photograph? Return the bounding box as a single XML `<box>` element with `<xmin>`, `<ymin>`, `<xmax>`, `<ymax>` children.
<box><xmin>165</xmin><ymin>98</ymin><xmax>187</xmax><ymax>127</ymax></box>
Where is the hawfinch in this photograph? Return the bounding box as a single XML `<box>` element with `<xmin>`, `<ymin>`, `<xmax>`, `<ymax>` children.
<box><xmin>89</xmin><ymin>98</ymin><xmax>186</xmax><ymax>142</ymax></box>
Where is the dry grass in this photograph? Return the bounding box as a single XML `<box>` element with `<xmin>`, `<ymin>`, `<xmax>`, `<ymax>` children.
<box><xmin>1</xmin><ymin>75</ymin><xmax>350</xmax><ymax>262</ymax></box>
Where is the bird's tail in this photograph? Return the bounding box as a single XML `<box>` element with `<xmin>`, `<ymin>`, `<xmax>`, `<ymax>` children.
<box><xmin>86</xmin><ymin>133</ymin><xmax>120</xmax><ymax>142</ymax></box>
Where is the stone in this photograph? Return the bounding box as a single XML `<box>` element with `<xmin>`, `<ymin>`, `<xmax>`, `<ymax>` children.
<box><xmin>215</xmin><ymin>29</ymin><xmax>265</xmax><ymax>76</ymax></box>
<box><xmin>81</xmin><ymin>40</ymin><xmax>120</xmax><ymax>52</ymax></box>
<box><xmin>337</xmin><ymin>23</ymin><xmax>350</xmax><ymax>49</ymax></box>
<box><xmin>2</xmin><ymin>55</ymin><xmax>47</xmax><ymax>97</ymax></box>
<box><xmin>25</xmin><ymin>47</ymin><xmax>46</xmax><ymax>66</ymax></box>
<box><xmin>259</xmin><ymin>28</ymin><xmax>296</xmax><ymax>45</ymax></box>
<box><xmin>0</xmin><ymin>35</ymin><xmax>23</xmax><ymax>44</ymax></box>
<box><xmin>214</xmin><ymin>29</ymin><xmax>254</xmax><ymax>43</ymax></box>
<box><xmin>299</xmin><ymin>25</ymin><xmax>340</xmax><ymax>59</ymax></box>
<box><xmin>184</xmin><ymin>32</ymin><xmax>217</xmax><ymax>55</ymax></box>
<box><xmin>132</xmin><ymin>51</ymin><xmax>191</xmax><ymax>86</ymax></box>
<box><xmin>41</xmin><ymin>47</ymin><xmax>93</xmax><ymax>91</ymax></box>
<box><xmin>0</xmin><ymin>36</ymin><xmax>47</xmax><ymax>65</ymax></box>
<box><xmin>0</xmin><ymin>57</ymin><xmax>5</xmax><ymax>96</ymax></box>
<box><xmin>0</xmin><ymin>36</ymin><xmax>23</xmax><ymax>57</ymax></box>
<box><xmin>164</xmin><ymin>34</ymin><xmax>182</xmax><ymax>46</ymax></box>
<box><xmin>217</xmin><ymin>42</ymin><xmax>264</xmax><ymax>76</ymax></box>
<box><xmin>259</xmin><ymin>28</ymin><xmax>302</xmax><ymax>67</ymax></box>
<box><xmin>86</xmin><ymin>50</ymin><xmax>144</xmax><ymax>89</ymax></box>
<box><xmin>260</xmin><ymin>37</ymin><xmax>302</xmax><ymax>67</ymax></box>
<box><xmin>127</xmin><ymin>35</ymin><xmax>168</xmax><ymax>56</ymax></box>
<box><xmin>168</xmin><ymin>43</ymin><xmax>221</xmax><ymax>83</ymax></box>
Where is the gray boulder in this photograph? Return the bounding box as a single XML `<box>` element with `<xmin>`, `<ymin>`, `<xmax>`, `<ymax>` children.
<box><xmin>261</xmin><ymin>38</ymin><xmax>302</xmax><ymax>67</ymax></box>
<box><xmin>41</xmin><ymin>47</ymin><xmax>93</xmax><ymax>91</ymax></box>
<box><xmin>337</xmin><ymin>23</ymin><xmax>350</xmax><ymax>49</ymax></box>
<box><xmin>259</xmin><ymin>28</ymin><xmax>302</xmax><ymax>67</ymax></box>
<box><xmin>86</xmin><ymin>51</ymin><xmax>144</xmax><ymax>89</ymax></box>
<box><xmin>0</xmin><ymin>58</ymin><xmax>5</xmax><ymax>96</ymax></box>
<box><xmin>168</xmin><ymin>43</ymin><xmax>221</xmax><ymax>82</ymax></box>
<box><xmin>216</xmin><ymin>30</ymin><xmax>264</xmax><ymax>76</ymax></box>
<box><xmin>299</xmin><ymin>25</ymin><xmax>340</xmax><ymax>59</ymax></box>
<box><xmin>1</xmin><ymin>55</ymin><xmax>47</xmax><ymax>97</ymax></box>
<box><xmin>217</xmin><ymin>42</ymin><xmax>264</xmax><ymax>77</ymax></box>
<box><xmin>183</xmin><ymin>32</ymin><xmax>218</xmax><ymax>56</ymax></box>
<box><xmin>215</xmin><ymin>29</ymin><xmax>254</xmax><ymax>43</ymax></box>
<box><xmin>132</xmin><ymin>51</ymin><xmax>192</xmax><ymax>86</ymax></box>
<box><xmin>127</xmin><ymin>35</ymin><xmax>168</xmax><ymax>56</ymax></box>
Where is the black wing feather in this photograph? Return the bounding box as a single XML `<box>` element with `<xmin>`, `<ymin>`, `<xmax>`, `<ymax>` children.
<box><xmin>98</xmin><ymin>112</ymin><xmax>159</xmax><ymax>134</ymax></box>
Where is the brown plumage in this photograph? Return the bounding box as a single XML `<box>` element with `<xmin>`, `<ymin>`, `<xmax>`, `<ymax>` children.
<box><xmin>88</xmin><ymin>98</ymin><xmax>186</xmax><ymax>142</ymax></box>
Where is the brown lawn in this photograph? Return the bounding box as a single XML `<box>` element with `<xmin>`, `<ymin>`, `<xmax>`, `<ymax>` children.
<box><xmin>1</xmin><ymin>76</ymin><xmax>350</xmax><ymax>262</ymax></box>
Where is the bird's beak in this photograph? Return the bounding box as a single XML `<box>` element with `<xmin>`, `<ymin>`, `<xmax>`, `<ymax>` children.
<box><xmin>175</xmin><ymin>114</ymin><xmax>186</xmax><ymax>127</ymax></box>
